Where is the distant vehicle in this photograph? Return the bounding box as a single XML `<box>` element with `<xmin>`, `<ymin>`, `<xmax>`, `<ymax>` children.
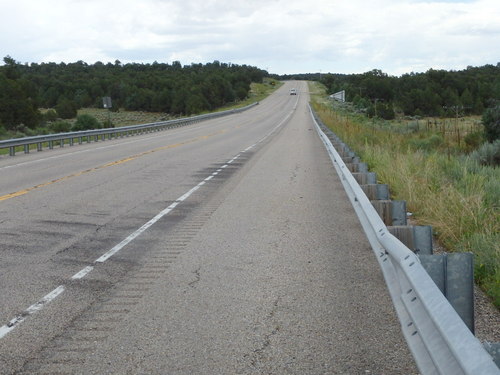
<box><xmin>290</xmin><ymin>88</ymin><xmax>297</xmax><ymax>95</ymax></box>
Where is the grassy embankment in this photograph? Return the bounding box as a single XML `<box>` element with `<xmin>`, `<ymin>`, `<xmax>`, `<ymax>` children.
<box><xmin>309</xmin><ymin>81</ymin><xmax>499</xmax><ymax>307</ymax></box>
<box><xmin>0</xmin><ymin>78</ymin><xmax>283</xmax><ymax>154</ymax></box>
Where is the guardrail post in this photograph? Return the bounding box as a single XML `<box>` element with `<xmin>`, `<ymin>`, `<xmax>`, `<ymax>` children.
<box><xmin>392</xmin><ymin>200</ymin><xmax>407</xmax><ymax>225</ymax></box>
<box><xmin>371</xmin><ymin>200</ymin><xmax>407</xmax><ymax>225</ymax></box>
<box><xmin>37</xmin><ymin>142</ymin><xmax>42</xmax><ymax>152</ymax></box>
<box><xmin>388</xmin><ymin>225</ymin><xmax>433</xmax><ymax>255</ymax></box>
<box><xmin>346</xmin><ymin>162</ymin><xmax>368</xmax><ymax>173</ymax></box>
<box><xmin>342</xmin><ymin>155</ymin><xmax>360</xmax><ymax>164</ymax></box>
<box><xmin>60</xmin><ymin>139</ymin><xmax>64</xmax><ymax>148</ymax></box>
<box><xmin>352</xmin><ymin>172</ymin><xmax>377</xmax><ymax>185</ymax></box>
<box><xmin>419</xmin><ymin>253</ymin><xmax>475</xmax><ymax>333</ymax></box>
<box><xmin>9</xmin><ymin>146</ymin><xmax>15</xmax><ymax>156</ymax></box>
<box><xmin>448</xmin><ymin>253</ymin><xmax>475</xmax><ymax>333</ymax></box>
<box><xmin>338</xmin><ymin>149</ymin><xmax>355</xmax><ymax>158</ymax></box>
<box><xmin>361</xmin><ymin>184</ymin><xmax>389</xmax><ymax>200</ymax></box>
<box><xmin>24</xmin><ymin>144</ymin><xmax>29</xmax><ymax>154</ymax></box>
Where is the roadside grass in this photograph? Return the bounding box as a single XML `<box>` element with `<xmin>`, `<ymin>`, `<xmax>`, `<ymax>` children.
<box><xmin>0</xmin><ymin>78</ymin><xmax>282</xmax><ymax>156</ymax></box>
<box><xmin>309</xmin><ymin>81</ymin><xmax>500</xmax><ymax>307</ymax></box>
<box><xmin>217</xmin><ymin>78</ymin><xmax>283</xmax><ymax>110</ymax></box>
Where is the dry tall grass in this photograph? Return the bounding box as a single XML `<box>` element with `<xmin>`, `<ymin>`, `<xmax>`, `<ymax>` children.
<box><xmin>310</xmin><ymin>88</ymin><xmax>499</xmax><ymax>307</ymax></box>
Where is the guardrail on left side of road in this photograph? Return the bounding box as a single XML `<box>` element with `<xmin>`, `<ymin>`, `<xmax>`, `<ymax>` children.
<box><xmin>0</xmin><ymin>103</ymin><xmax>258</xmax><ymax>157</ymax></box>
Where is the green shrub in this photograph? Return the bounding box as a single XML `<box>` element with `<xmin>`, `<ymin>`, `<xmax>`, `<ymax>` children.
<box><xmin>55</xmin><ymin>98</ymin><xmax>77</xmax><ymax>119</ymax></box>
<box><xmin>72</xmin><ymin>114</ymin><xmax>102</xmax><ymax>131</ymax></box>
<box><xmin>407</xmin><ymin>121</ymin><xmax>421</xmax><ymax>133</ymax></box>
<box><xmin>470</xmin><ymin>140</ymin><xmax>500</xmax><ymax>166</ymax></box>
<box><xmin>49</xmin><ymin>120</ymin><xmax>72</xmax><ymax>133</ymax></box>
<box><xmin>367</xmin><ymin>102</ymin><xmax>395</xmax><ymax>120</ymax></box>
<box><xmin>409</xmin><ymin>134</ymin><xmax>444</xmax><ymax>151</ymax></box>
<box><xmin>482</xmin><ymin>106</ymin><xmax>500</xmax><ymax>142</ymax></box>
<box><xmin>464</xmin><ymin>130</ymin><xmax>484</xmax><ymax>152</ymax></box>
<box><xmin>484</xmin><ymin>176</ymin><xmax>500</xmax><ymax>208</ymax></box>
<box><xmin>43</xmin><ymin>109</ymin><xmax>58</xmax><ymax>123</ymax></box>
<box><xmin>13</xmin><ymin>131</ymin><xmax>27</xmax><ymax>139</ymax></box>
<box><xmin>102</xmin><ymin>119</ymin><xmax>114</xmax><ymax>128</ymax></box>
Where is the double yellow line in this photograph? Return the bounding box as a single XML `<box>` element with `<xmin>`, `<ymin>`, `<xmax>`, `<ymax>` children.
<box><xmin>0</xmin><ymin>130</ymin><xmax>225</xmax><ymax>202</ymax></box>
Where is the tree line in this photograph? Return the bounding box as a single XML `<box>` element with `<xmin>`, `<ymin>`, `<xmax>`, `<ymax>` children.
<box><xmin>0</xmin><ymin>56</ymin><xmax>267</xmax><ymax>132</ymax></box>
<box><xmin>278</xmin><ymin>64</ymin><xmax>500</xmax><ymax>120</ymax></box>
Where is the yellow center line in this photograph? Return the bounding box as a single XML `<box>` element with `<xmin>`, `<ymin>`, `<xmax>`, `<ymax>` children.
<box><xmin>0</xmin><ymin>130</ymin><xmax>227</xmax><ymax>202</ymax></box>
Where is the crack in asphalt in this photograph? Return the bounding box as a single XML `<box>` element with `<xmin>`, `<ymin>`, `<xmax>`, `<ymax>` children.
<box><xmin>188</xmin><ymin>266</ymin><xmax>201</xmax><ymax>288</ymax></box>
<box><xmin>245</xmin><ymin>296</ymin><xmax>282</xmax><ymax>369</ymax></box>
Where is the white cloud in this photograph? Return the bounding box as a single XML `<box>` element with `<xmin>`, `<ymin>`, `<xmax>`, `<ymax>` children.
<box><xmin>0</xmin><ymin>0</ymin><xmax>498</xmax><ymax>75</ymax></box>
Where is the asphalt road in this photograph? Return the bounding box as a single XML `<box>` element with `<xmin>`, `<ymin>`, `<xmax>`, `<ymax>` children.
<box><xmin>0</xmin><ymin>82</ymin><xmax>418</xmax><ymax>374</ymax></box>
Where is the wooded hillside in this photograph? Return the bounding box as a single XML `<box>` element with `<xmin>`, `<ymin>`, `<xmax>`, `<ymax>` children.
<box><xmin>0</xmin><ymin>56</ymin><xmax>267</xmax><ymax>131</ymax></box>
<box><xmin>279</xmin><ymin>64</ymin><xmax>500</xmax><ymax>119</ymax></box>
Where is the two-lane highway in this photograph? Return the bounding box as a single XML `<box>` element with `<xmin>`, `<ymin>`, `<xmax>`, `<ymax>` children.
<box><xmin>0</xmin><ymin>82</ymin><xmax>417</xmax><ymax>374</ymax></box>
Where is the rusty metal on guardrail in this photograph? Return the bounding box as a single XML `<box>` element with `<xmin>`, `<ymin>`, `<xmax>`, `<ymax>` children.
<box><xmin>0</xmin><ymin>103</ymin><xmax>258</xmax><ymax>156</ymax></box>
<box><xmin>309</xmin><ymin>104</ymin><xmax>499</xmax><ymax>375</ymax></box>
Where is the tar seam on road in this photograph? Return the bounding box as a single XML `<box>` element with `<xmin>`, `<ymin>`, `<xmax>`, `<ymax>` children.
<box><xmin>0</xmin><ymin>102</ymin><xmax>296</xmax><ymax>340</ymax></box>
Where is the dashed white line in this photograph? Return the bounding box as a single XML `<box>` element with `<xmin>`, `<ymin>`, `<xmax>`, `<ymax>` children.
<box><xmin>95</xmin><ymin>201</ymin><xmax>179</xmax><ymax>263</ymax></box>
<box><xmin>227</xmin><ymin>155</ymin><xmax>239</xmax><ymax>164</ymax></box>
<box><xmin>71</xmin><ymin>266</ymin><xmax>94</xmax><ymax>280</ymax></box>
<box><xmin>0</xmin><ymin>286</ymin><xmax>65</xmax><ymax>339</ymax></box>
<box><xmin>0</xmin><ymin>107</ymin><xmax>295</xmax><ymax>340</ymax></box>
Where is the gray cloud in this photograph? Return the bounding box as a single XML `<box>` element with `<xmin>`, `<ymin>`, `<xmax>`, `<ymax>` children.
<box><xmin>0</xmin><ymin>0</ymin><xmax>498</xmax><ymax>75</ymax></box>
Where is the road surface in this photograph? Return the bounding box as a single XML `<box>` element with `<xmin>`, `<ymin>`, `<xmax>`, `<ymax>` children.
<box><xmin>0</xmin><ymin>82</ymin><xmax>417</xmax><ymax>374</ymax></box>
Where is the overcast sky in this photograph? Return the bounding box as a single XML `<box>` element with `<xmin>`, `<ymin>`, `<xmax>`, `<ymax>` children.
<box><xmin>1</xmin><ymin>0</ymin><xmax>498</xmax><ymax>76</ymax></box>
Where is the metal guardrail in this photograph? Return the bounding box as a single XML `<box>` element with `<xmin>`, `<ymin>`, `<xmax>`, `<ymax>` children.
<box><xmin>309</xmin><ymin>105</ymin><xmax>499</xmax><ymax>375</ymax></box>
<box><xmin>0</xmin><ymin>103</ymin><xmax>259</xmax><ymax>156</ymax></box>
